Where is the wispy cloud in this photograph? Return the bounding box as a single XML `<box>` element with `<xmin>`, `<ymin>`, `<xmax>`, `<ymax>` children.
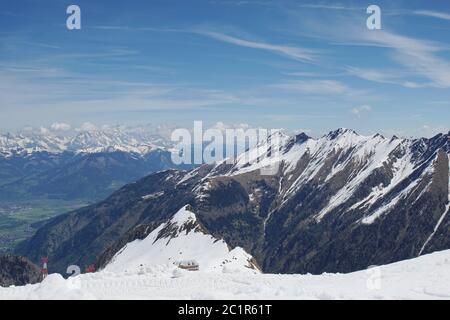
<box><xmin>346</xmin><ymin>67</ymin><xmax>396</xmax><ymax>83</ymax></box>
<box><xmin>413</xmin><ymin>10</ymin><xmax>450</xmax><ymax>21</ymax></box>
<box><xmin>0</xmin><ymin>64</ymin><xmax>64</xmax><ymax>76</ymax></box>
<box><xmin>297</xmin><ymin>4</ymin><xmax>364</xmax><ymax>11</ymax></box>
<box><xmin>50</xmin><ymin>122</ymin><xmax>72</xmax><ymax>131</ymax></box>
<box><xmin>295</xmin><ymin>18</ymin><xmax>450</xmax><ymax>88</ymax></box>
<box><xmin>361</xmin><ymin>31</ymin><xmax>450</xmax><ymax>88</ymax></box>
<box><xmin>0</xmin><ymin>62</ymin><xmax>282</xmax><ymax>129</ymax></box>
<box><xmin>285</xmin><ymin>5</ymin><xmax>450</xmax><ymax>88</ymax></box>
<box><xmin>193</xmin><ymin>30</ymin><xmax>315</xmax><ymax>62</ymax></box>
<box><xmin>49</xmin><ymin>48</ymin><xmax>139</xmax><ymax>60</ymax></box>
<box><xmin>417</xmin><ymin>124</ymin><xmax>450</xmax><ymax>138</ymax></box>
<box><xmin>216</xmin><ymin>1</ymin><xmax>364</xmax><ymax>11</ymax></box>
<box><xmin>89</xmin><ymin>25</ymin><xmax>317</xmax><ymax>63</ymax></box>
<box><xmin>351</xmin><ymin>105</ymin><xmax>372</xmax><ymax>118</ymax></box>
<box><xmin>345</xmin><ymin>67</ymin><xmax>430</xmax><ymax>88</ymax></box>
<box><xmin>0</xmin><ymin>11</ymin><xmax>21</xmax><ymax>17</ymax></box>
<box><xmin>284</xmin><ymin>71</ymin><xmax>346</xmax><ymax>77</ymax></box>
<box><xmin>209</xmin><ymin>1</ymin><xmax>276</xmax><ymax>7</ymax></box>
<box><xmin>17</xmin><ymin>41</ymin><xmax>61</xmax><ymax>50</ymax></box>
<box><xmin>271</xmin><ymin>80</ymin><xmax>358</xmax><ymax>95</ymax></box>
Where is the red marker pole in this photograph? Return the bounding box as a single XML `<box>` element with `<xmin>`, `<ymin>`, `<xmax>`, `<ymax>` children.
<box><xmin>85</xmin><ymin>264</ymin><xmax>95</xmax><ymax>273</ymax></box>
<box><xmin>41</xmin><ymin>256</ymin><xmax>48</xmax><ymax>280</ymax></box>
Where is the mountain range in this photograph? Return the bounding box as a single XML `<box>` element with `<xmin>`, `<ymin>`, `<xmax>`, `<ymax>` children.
<box><xmin>0</xmin><ymin>126</ymin><xmax>190</xmax><ymax>201</ymax></box>
<box><xmin>15</xmin><ymin>128</ymin><xmax>450</xmax><ymax>275</ymax></box>
<box><xmin>0</xmin><ymin>126</ymin><xmax>195</xmax><ymax>252</ymax></box>
<box><xmin>0</xmin><ymin>125</ymin><xmax>174</xmax><ymax>157</ymax></box>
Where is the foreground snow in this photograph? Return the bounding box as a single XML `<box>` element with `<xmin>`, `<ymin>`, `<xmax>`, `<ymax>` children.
<box><xmin>1</xmin><ymin>249</ymin><xmax>449</xmax><ymax>300</ymax></box>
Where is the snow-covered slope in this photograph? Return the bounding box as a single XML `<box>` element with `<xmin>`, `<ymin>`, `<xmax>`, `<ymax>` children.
<box><xmin>104</xmin><ymin>205</ymin><xmax>260</xmax><ymax>274</ymax></box>
<box><xmin>1</xmin><ymin>249</ymin><xmax>449</xmax><ymax>299</ymax></box>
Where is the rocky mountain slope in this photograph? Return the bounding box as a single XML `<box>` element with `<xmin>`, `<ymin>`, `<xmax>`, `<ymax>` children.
<box><xmin>0</xmin><ymin>254</ymin><xmax>41</xmax><ymax>287</ymax></box>
<box><xmin>17</xmin><ymin>128</ymin><xmax>450</xmax><ymax>275</ymax></box>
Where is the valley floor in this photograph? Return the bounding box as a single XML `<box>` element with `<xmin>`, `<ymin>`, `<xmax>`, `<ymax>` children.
<box><xmin>1</xmin><ymin>250</ymin><xmax>450</xmax><ymax>300</ymax></box>
<box><xmin>0</xmin><ymin>199</ymin><xmax>89</xmax><ymax>252</ymax></box>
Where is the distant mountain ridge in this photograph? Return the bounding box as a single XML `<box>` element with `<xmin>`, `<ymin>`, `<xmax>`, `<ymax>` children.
<box><xmin>17</xmin><ymin>128</ymin><xmax>450</xmax><ymax>275</ymax></box>
<box><xmin>0</xmin><ymin>126</ymin><xmax>174</xmax><ymax>157</ymax></box>
<box><xmin>0</xmin><ymin>126</ymin><xmax>194</xmax><ymax>252</ymax></box>
<box><xmin>0</xmin><ymin>150</ymin><xmax>184</xmax><ymax>201</ymax></box>
<box><xmin>0</xmin><ymin>125</ymin><xmax>194</xmax><ymax>201</ymax></box>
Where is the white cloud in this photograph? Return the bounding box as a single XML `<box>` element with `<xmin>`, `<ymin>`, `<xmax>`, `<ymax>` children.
<box><xmin>417</xmin><ymin>125</ymin><xmax>450</xmax><ymax>138</ymax></box>
<box><xmin>351</xmin><ymin>105</ymin><xmax>372</xmax><ymax>117</ymax></box>
<box><xmin>195</xmin><ymin>31</ymin><xmax>315</xmax><ymax>62</ymax></box>
<box><xmin>78</xmin><ymin>122</ymin><xmax>98</xmax><ymax>132</ymax></box>
<box><xmin>290</xmin><ymin>11</ymin><xmax>450</xmax><ymax>89</ymax></box>
<box><xmin>21</xmin><ymin>126</ymin><xmax>34</xmax><ymax>132</ymax></box>
<box><xmin>292</xmin><ymin>128</ymin><xmax>312</xmax><ymax>134</ymax></box>
<box><xmin>272</xmin><ymin>80</ymin><xmax>355</xmax><ymax>95</ymax></box>
<box><xmin>414</xmin><ymin>10</ymin><xmax>450</xmax><ymax>21</ymax></box>
<box><xmin>346</xmin><ymin>67</ymin><xmax>430</xmax><ymax>88</ymax></box>
<box><xmin>39</xmin><ymin>126</ymin><xmax>49</xmax><ymax>134</ymax></box>
<box><xmin>50</xmin><ymin>122</ymin><xmax>71</xmax><ymax>131</ymax></box>
<box><xmin>350</xmin><ymin>30</ymin><xmax>450</xmax><ymax>88</ymax></box>
<box><xmin>297</xmin><ymin>4</ymin><xmax>363</xmax><ymax>11</ymax></box>
<box><xmin>211</xmin><ymin>121</ymin><xmax>251</xmax><ymax>131</ymax></box>
<box><xmin>347</xmin><ymin>67</ymin><xmax>396</xmax><ymax>83</ymax></box>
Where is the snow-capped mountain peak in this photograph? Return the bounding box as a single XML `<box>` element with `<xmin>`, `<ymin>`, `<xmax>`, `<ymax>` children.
<box><xmin>182</xmin><ymin>128</ymin><xmax>448</xmax><ymax>249</ymax></box>
<box><xmin>326</xmin><ymin>127</ymin><xmax>359</xmax><ymax>140</ymax></box>
<box><xmin>103</xmin><ymin>205</ymin><xmax>260</xmax><ymax>274</ymax></box>
<box><xmin>155</xmin><ymin>205</ymin><xmax>202</xmax><ymax>242</ymax></box>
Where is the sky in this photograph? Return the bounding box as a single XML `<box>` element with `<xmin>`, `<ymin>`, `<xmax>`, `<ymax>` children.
<box><xmin>0</xmin><ymin>0</ymin><xmax>449</xmax><ymax>137</ymax></box>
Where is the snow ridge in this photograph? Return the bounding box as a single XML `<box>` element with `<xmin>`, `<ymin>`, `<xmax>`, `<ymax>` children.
<box><xmin>104</xmin><ymin>205</ymin><xmax>260</xmax><ymax>274</ymax></box>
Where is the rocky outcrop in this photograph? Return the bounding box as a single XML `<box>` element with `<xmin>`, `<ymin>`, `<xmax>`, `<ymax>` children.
<box><xmin>0</xmin><ymin>254</ymin><xmax>41</xmax><ymax>287</ymax></box>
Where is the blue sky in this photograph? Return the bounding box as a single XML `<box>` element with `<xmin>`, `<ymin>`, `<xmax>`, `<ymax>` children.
<box><xmin>1</xmin><ymin>0</ymin><xmax>449</xmax><ymax>137</ymax></box>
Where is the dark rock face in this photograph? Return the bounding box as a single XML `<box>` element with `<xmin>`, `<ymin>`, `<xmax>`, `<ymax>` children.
<box><xmin>0</xmin><ymin>254</ymin><xmax>41</xmax><ymax>287</ymax></box>
<box><xmin>17</xmin><ymin>130</ymin><xmax>450</xmax><ymax>275</ymax></box>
